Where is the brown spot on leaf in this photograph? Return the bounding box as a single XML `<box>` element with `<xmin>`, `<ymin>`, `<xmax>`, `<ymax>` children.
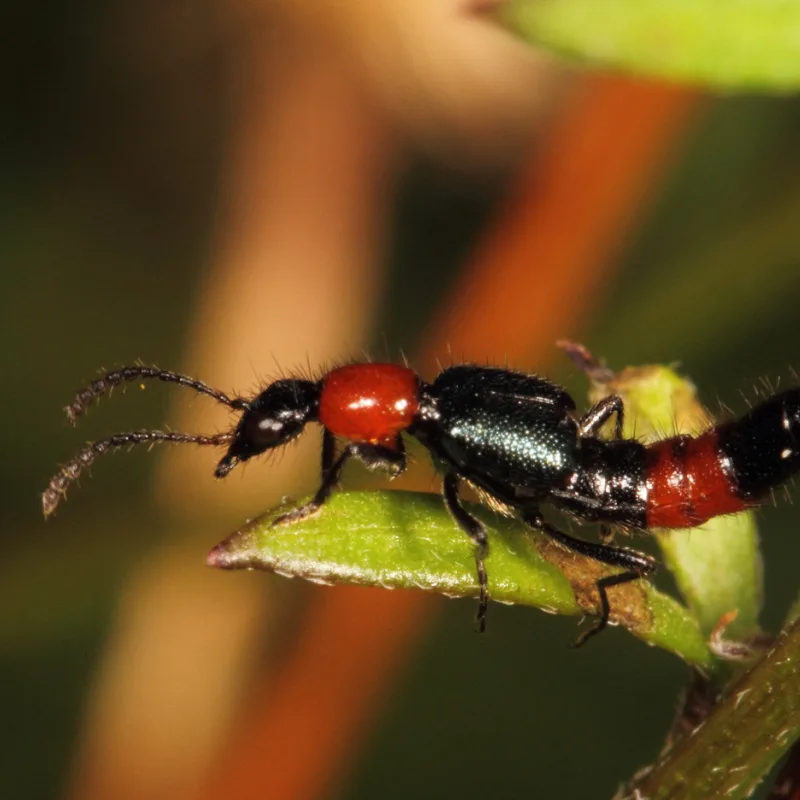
<box><xmin>534</xmin><ymin>537</ymin><xmax>653</xmax><ymax>633</ymax></box>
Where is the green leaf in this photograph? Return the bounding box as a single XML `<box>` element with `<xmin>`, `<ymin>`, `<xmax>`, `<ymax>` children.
<box><xmin>500</xmin><ymin>0</ymin><xmax>800</xmax><ymax>91</ymax></box>
<box><xmin>209</xmin><ymin>490</ymin><xmax>715</xmax><ymax>671</ymax></box>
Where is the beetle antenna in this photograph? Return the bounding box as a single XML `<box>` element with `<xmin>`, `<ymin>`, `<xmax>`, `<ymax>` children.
<box><xmin>65</xmin><ymin>366</ymin><xmax>250</xmax><ymax>425</ymax></box>
<box><xmin>42</xmin><ymin>429</ymin><xmax>234</xmax><ymax>517</ymax></box>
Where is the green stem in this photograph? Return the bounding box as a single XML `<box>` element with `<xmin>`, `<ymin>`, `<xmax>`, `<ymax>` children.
<box><xmin>628</xmin><ymin>617</ymin><xmax>800</xmax><ymax>799</ymax></box>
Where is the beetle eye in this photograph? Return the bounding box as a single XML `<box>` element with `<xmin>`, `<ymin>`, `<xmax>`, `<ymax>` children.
<box><xmin>245</xmin><ymin>410</ymin><xmax>296</xmax><ymax>449</ymax></box>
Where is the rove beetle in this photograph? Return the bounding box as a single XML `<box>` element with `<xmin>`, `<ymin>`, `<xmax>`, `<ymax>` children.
<box><xmin>43</xmin><ymin>359</ymin><xmax>800</xmax><ymax>643</ymax></box>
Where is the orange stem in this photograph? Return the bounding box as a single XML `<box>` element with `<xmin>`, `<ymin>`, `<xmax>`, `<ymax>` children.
<box><xmin>203</xmin><ymin>588</ymin><xmax>428</xmax><ymax>800</ymax></box>
<box><xmin>422</xmin><ymin>74</ymin><xmax>701</xmax><ymax>370</ymax></box>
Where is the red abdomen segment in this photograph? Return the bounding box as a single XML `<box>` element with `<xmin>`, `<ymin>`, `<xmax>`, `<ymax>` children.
<box><xmin>644</xmin><ymin>431</ymin><xmax>748</xmax><ymax>528</ymax></box>
<box><xmin>319</xmin><ymin>363</ymin><xmax>420</xmax><ymax>444</ymax></box>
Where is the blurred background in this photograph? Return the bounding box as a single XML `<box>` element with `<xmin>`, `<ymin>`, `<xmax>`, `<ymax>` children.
<box><xmin>4</xmin><ymin>1</ymin><xmax>800</xmax><ymax>798</ymax></box>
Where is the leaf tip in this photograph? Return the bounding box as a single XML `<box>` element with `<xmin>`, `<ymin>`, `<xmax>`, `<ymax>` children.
<box><xmin>207</xmin><ymin>531</ymin><xmax>253</xmax><ymax>570</ymax></box>
<box><xmin>206</xmin><ymin>541</ymin><xmax>230</xmax><ymax>569</ymax></box>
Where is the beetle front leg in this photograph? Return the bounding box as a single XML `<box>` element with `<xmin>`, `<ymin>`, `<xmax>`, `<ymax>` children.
<box><xmin>443</xmin><ymin>472</ymin><xmax>490</xmax><ymax>632</ymax></box>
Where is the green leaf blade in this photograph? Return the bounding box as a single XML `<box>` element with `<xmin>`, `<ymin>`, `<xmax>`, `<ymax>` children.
<box><xmin>209</xmin><ymin>491</ymin><xmax>580</xmax><ymax>612</ymax></box>
<box><xmin>210</xmin><ymin>490</ymin><xmax>715</xmax><ymax>671</ymax></box>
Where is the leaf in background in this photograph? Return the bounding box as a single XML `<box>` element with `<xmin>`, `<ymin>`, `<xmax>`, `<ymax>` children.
<box><xmin>500</xmin><ymin>0</ymin><xmax>800</xmax><ymax>91</ymax></box>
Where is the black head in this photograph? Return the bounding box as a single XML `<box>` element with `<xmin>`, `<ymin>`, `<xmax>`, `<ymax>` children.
<box><xmin>215</xmin><ymin>379</ymin><xmax>320</xmax><ymax>478</ymax></box>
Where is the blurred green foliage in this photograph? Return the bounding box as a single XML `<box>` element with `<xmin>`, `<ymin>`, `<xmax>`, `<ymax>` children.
<box><xmin>503</xmin><ymin>0</ymin><xmax>800</xmax><ymax>90</ymax></box>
